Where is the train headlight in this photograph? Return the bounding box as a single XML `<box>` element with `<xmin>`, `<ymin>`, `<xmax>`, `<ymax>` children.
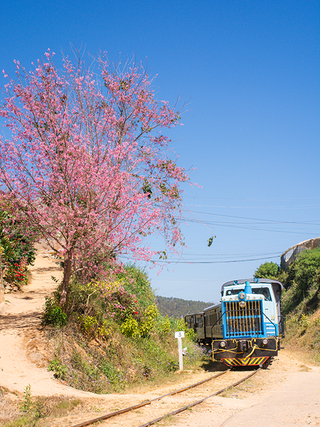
<box><xmin>238</xmin><ymin>292</ymin><xmax>246</xmax><ymax>300</ymax></box>
<box><xmin>262</xmin><ymin>339</ymin><xmax>268</xmax><ymax>346</ymax></box>
<box><xmin>220</xmin><ymin>341</ymin><xmax>226</xmax><ymax>348</ymax></box>
<box><xmin>239</xmin><ymin>301</ymin><xmax>246</xmax><ymax>308</ymax></box>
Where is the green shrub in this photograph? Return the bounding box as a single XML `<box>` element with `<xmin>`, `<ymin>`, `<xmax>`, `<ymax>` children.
<box><xmin>20</xmin><ymin>384</ymin><xmax>32</xmax><ymax>413</ymax></box>
<box><xmin>48</xmin><ymin>359</ymin><xmax>67</xmax><ymax>380</ymax></box>
<box><xmin>140</xmin><ymin>304</ymin><xmax>159</xmax><ymax>337</ymax></box>
<box><xmin>79</xmin><ymin>315</ymin><xmax>98</xmax><ymax>335</ymax></box>
<box><xmin>118</xmin><ymin>264</ymin><xmax>155</xmax><ymax>308</ymax></box>
<box><xmin>42</xmin><ymin>297</ymin><xmax>67</xmax><ymax>327</ymax></box>
<box><xmin>156</xmin><ymin>315</ymin><xmax>171</xmax><ymax>336</ymax></box>
<box><xmin>254</xmin><ymin>261</ymin><xmax>280</xmax><ymax>279</ymax></box>
<box><xmin>120</xmin><ymin>315</ymin><xmax>141</xmax><ymax>338</ymax></box>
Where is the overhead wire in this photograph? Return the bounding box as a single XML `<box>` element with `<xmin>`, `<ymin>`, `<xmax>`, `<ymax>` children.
<box><xmin>120</xmin><ymin>254</ymin><xmax>280</xmax><ymax>264</ymax></box>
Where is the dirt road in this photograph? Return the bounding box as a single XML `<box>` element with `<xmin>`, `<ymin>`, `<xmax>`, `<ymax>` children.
<box><xmin>0</xmin><ymin>254</ymin><xmax>319</xmax><ymax>426</ymax></box>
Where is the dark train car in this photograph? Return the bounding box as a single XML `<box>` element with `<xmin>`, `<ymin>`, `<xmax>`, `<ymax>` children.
<box><xmin>185</xmin><ymin>278</ymin><xmax>284</xmax><ymax>367</ymax></box>
<box><xmin>203</xmin><ymin>304</ymin><xmax>223</xmax><ymax>344</ymax></box>
<box><xmin>184</xmin><ymin>312</ymin><xmax>205</xmax><ymax>341</ymax></box>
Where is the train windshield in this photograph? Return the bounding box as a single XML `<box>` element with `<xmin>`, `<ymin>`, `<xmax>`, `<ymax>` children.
<box><xmin>225</xmin><ymin>287</ymin><xmax>272</xmax><ymax>301</ymax></box>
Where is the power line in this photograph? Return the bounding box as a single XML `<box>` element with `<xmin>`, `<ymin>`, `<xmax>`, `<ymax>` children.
<box><xmin>184</xmin><ymin>204</ymin><xmax>320</xmax><ymax>210</ymax></box>
<box><xmin>182</xmin><ymin>209</ymin><xmax>320</xmax><ymax>225</ymax></box>
<box><xmin>121</xmin><ymin>254</ymin><xmax>280</xmax><ymax>264</ymax></box>
<box><xmin>184</xmin><ymin>196</ymin><xmax>320</xmax><ymax>201</ymax></box>
<box><xmin>181</xmin><ymin>217</ymin><xmax>317</xmax><ymax>235</ymax></box>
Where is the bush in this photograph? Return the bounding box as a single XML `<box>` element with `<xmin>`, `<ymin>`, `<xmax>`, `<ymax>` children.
<box><xmin>254</xmin><ymin>261</ymin><xmax>280</xmax><ymax>279</ymax></box>
<box><xmin>48</xmin><ymin>359</ymin><xmax>67</xmax><ymax>380</ymax></box>
<box><xmin>43</xmin><ymin>297</ymin><xmax>67</xmax><ymax>327</ymax></box>
<box><xmin>118</xmin><ymin>264</ymin><xmax>155</xmax><ymax>308</ymax></box>
<box><xmin>0</xmin><ymin>204</ymin><xmax>37</xmax><ymax>290</ymax></box>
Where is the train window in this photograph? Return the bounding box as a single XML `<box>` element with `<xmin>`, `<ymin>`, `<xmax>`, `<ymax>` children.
<box><xmin>225</xmin><ymin>287</ymin><xmax>272</xmax><ymax>300</ymax></box>
<box><xmin>195</xmin><ymin>315</ymin><xmax>202</xmax><ymax>327</ymax></box>
<box><xmin>252</xmin><ymin>287</ymin><xmax>272</xmax><ymax>301</ymax></box>
<box><xmin>226</xmin><ymin>289</ymin><xmax>244</xmax><ymax>296</ymax></box>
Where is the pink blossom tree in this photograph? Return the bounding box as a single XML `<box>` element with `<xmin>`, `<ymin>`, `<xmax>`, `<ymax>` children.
<box><xmin>0</xmin><ymin>51</ymin><xmax>189</xmax><ymax>305</ymax></box>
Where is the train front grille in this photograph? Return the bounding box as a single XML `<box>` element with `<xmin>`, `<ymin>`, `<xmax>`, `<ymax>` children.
<box><xmin>224</xmin><ymin>300</ymin><xmax>263</xmax><ymax>338</ymax></box>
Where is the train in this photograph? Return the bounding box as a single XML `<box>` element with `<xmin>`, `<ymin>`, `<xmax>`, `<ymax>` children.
<box><xmin>184</xmin><ymin>278</ymin><xmax>284</xmax><ymax>368</ymax></box>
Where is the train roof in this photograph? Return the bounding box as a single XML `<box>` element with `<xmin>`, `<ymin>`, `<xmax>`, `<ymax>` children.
<box><xmin>221</xmin><ymin>278</ymin><xmax>284</xmax><ymax>292</ymax></box>
<box><xmin>203</xmin><ymin>303</ymin><xmax>220</xmax><ymax>312</ymax></box>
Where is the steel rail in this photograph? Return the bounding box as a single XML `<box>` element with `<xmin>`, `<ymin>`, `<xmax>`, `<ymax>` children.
<box><xmin>139</xmin><ymin>368</ymin><xmax>261</xmax><ymax>427</ymax></box>
<box><xmin>70</xmin><ymin>370</ymin><xmax>229</xmax><ymax>427</ymax></box>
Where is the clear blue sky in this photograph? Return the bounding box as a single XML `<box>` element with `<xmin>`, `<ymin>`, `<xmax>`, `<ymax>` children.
<box><xmin>1</xmin><ymin>0</ymin><xmax>319</xmax><ymax>302</ymax></box>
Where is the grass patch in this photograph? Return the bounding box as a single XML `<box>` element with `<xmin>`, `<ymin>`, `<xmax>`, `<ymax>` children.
<box><xmin>284</xmin><ymin>308</ymin><xmax>320</xmax><ymax>365</ymax></box>
<box><xmin>0</xmin><ymin>385</ymin><xmax>82</xmax><ymax>427</ymax></box>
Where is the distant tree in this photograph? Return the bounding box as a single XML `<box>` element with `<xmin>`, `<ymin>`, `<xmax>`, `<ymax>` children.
<box><xmin>156</xmin><ymin>295</ymin><xmax>213</xmax><ymax>318</ymax></box>
<box><xmin>0</xmin><ymin>51</ymin><xmax>188</xmax><ymax>305</ymax></box>
<box><xmin>254</xmin><ymin>261</ymin><xmax>280</xmax><ymax>280</ymax></box>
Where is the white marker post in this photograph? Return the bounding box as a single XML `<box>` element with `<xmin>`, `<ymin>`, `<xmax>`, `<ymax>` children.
<box><xmin>175</xmin><ymin>331</ymin><xmax>185</xmax><ymax>371</ymax></box>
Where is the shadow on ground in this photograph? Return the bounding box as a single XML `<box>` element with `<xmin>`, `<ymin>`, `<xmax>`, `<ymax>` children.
<box><xmin>0</xmin><ymin>312</ymin><xmax>42</xmax><ymax>330</ymax></box>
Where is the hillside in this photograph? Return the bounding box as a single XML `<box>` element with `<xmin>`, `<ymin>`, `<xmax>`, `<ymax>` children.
<box><xmin>256</xmin><ymin>247</ymin><xmax>320</xmax><ymax>364</ymax></box>
<box><xmin>155</xmin><ymin>295</ymin><xmax>214</xmax><ymax>318</ymax></box>
<box><xmin>281</xmin><ymin>248</ymin><xmax>320</xmax><ymax>363</ymax></box>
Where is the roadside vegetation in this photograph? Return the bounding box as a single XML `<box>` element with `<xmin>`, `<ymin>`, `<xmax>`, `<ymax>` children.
<box><xmin>0</xmin><ymin>201</ymin><xmax>37</xmax><ymax>292</ymax></box>
<box><xmin>0</xmin><ymin>384</ymin><xmax>83</xmax><ymax>427</ymax></box>
<box><xmin>42</xmin><ymin>265</ymin><xmax>203</xmax><ymax>394</ymax></box>
<box><xmin>255</xmin><ymin>248</ymin><xmax>320</xmax><ymax>363</ymax></box>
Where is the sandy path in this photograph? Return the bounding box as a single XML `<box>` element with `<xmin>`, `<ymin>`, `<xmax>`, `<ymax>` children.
<box><xmin>221</xmin><ymin>370</ymin><xmax>320</xmax><ymax>427</ymax></box>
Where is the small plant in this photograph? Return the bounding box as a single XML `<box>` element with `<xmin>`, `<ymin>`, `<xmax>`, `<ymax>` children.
<box><xmin>43</xmin><ymin>297</ymin><xmax>67</xmax><ymax>327</ymax></box>
<box><xmin>156</xmin><ymin>316</ymin><xmax>171</xmax><ymax>336</ymax></box>
<box><xmin>97</xmin><ymin>321</ymin><xmax>113</xmax><ymax>338</ymax></box>
<box><xmin>121</xmin><ymin>315</ymin><xmax>141</xmax><ymax>338</ymax></box>
<box><xmin>140</xmin><ymin>304</ymin><xmax>159</xmax><ymax>337</ymax></box>
<box><xmin>80</xmin><ymin>315</ymin><xmax>98</xmax><ymax>335</ymax></box>
<box><xmin>48</xmin><ymin>358</ymin><xmax>67</xmax><ymax>380</ymax></box>
<box><xmin>20</xmin><ymin>384</ymin><xmax>32</xmax><ymax>413</ymax></box>
<box><xmin>300</xmin><ymin>314</ymin><xmax>311</xmax><ymax>330</ymax></box>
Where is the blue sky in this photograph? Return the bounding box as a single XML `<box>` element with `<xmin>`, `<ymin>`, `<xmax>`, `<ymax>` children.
<box><xmin>1</xmin><ymin>0</ymin><xmax>319</xmax><ymax>302</ymax></box>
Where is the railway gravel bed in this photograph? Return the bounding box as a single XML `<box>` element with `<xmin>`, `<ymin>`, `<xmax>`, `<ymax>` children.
<box><xmin>50</xmin><ymin>369</ymin><xmax>260</xmax><ymax>427</ymax></box>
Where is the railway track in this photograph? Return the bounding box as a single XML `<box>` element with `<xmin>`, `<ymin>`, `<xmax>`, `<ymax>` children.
<box><xmin>70</xmin><ymin>368</ymin><xmax>261</xmax><ymax>427</ymax></box>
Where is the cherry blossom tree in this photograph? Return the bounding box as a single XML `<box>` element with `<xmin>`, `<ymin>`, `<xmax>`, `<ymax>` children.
<box><xmin>0</xmin><ymin>51</ymin><xmax>189</xmax><ymax>305</ymax></box>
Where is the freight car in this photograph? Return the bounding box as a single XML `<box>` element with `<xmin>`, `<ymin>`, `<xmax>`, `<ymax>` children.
<box><xmin>185</xmin><ymin>278</ymin><xmax>284</xmax><ymax>367</ymax></box>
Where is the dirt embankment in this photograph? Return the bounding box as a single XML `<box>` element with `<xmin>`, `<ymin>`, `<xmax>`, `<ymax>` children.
<box><xmin>0</xmin><ymin>254</ymin><xmax>319</xmax><ymax>426</ymax></box>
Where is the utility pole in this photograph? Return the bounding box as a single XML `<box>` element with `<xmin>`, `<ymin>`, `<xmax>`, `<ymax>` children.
<box><xmin>175</xmin><ymin>331</ymin><xmax>185</xmax><ymax>370</ymax></box>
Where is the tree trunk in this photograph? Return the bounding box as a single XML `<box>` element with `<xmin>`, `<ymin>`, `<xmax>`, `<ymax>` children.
<box><xmin>60</xmin><ymin>251</ymin><xmax>72</xmax><ymax>307</ymax></box>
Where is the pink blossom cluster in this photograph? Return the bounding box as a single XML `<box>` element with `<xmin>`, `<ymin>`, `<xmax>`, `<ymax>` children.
<box><xmin>0</xmin><ymin>51</ymin><xmax>189</xmax><ymax>303</ymax></box>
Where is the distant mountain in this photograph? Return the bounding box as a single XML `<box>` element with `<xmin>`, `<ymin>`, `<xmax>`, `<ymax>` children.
<box><xmin>155</xmin><ymin>295</ymin><xmax>215</xmax><ymax>318</ymax></box>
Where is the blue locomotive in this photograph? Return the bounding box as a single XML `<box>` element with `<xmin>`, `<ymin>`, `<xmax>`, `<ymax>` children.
<box><xmin>185</xmin><ymin>278</ymin><xmax>284</xmax><ymax>367</ymax></box>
